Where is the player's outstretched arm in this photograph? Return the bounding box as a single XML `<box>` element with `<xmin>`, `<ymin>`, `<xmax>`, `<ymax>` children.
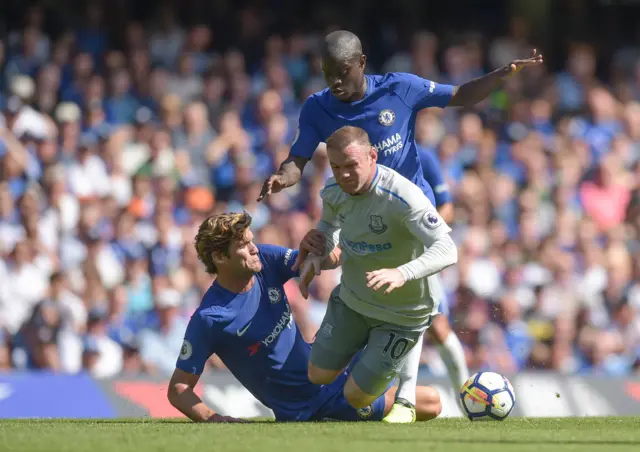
<box><xmin>297</xmin><ymin>247</ymin><xmax>341</xmax><ymax>299</ymax></box>
<box><xmin>298</xmin><ymin>229</ymin><xmax>326</xmax><ymax>257</ymax></box>
<box><xmin>368</xmin><ymin>232</ymin><xmax>458</xmax><ymax>293</ymax></box>
<box><xmin>447</xmin><ymin>49</ymin><xmax>543</xmax><ymax>107</ymax></box>
<box><xmin>294</xmin><ymin>202</ymin><xmax>341</xmax><ymax>298</ymax></box>
<box><xmin>398</xmin><ymin>210</ymin><xmax>458</xmax><ymax>281</ymax></box>
<box><xmin>258</xmin><ymin>96</ymin><xmax>323</xmax><ymax>202</ymax></box>
<box><xmin>257</xmin><ymin>155</ymin><xmax>309</xmax><ymax>201</ymax></box>
<box><xmin>295</xmin><ymin>227</ymin><xmax>341</xmax><ymax>299</ymax></box>
<box><xmin>168</xmin><ymin>368</ymin><xmax>247</xmax><ymax>423</ymax></box>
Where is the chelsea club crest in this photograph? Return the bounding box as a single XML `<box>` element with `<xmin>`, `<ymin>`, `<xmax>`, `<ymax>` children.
<box><xmin>378</xmin><ymin>109</ymin><xmax>395</xmax><ymax>126</ymax></box>
<box><xmin>268</xmin><ymin>287</ymin><xmax>282</xmax><ymax>304</ymax></box>
<box><xmin>356</xmin><ymin>405</ymin><xmax>373</xmax><ymax>419</ymax></box>
<box><xmin>369</xmin><ymin>215</ymin><xmax>387</xmax><ymax>234</ymax></box>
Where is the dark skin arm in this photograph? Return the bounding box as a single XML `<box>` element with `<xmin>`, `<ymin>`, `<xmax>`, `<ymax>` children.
<box><xmin>448</xmin><ymin>50</ymin><xmax>543</xmax><ymax>107</ymax></box>
<box><xmin>257</xmin><ymin>155</ymin><xmax>309</xmax><ymax>201</ymax></box>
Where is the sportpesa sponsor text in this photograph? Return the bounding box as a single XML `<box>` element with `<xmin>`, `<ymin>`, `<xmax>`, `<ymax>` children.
<box><xmin>342</xmin><ymin>238</ymin><xmax>393</xmax><ymax>254</ymax></box>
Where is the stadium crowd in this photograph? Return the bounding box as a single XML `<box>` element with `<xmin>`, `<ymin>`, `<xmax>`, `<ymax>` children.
<box><xmin>0</xmin><ymin>1</ymin><xmax>639</xmax><ymax>380</ymax></box>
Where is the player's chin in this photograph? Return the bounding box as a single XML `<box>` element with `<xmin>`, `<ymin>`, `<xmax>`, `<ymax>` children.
<box><xmin>331</xmin><ymin>89</ymin><xmax>351</xmax><ymax>101</ymax></box>
<box><xmin>338</xmin><ymin>181</ymin><xmax>359</xmax><ymax>194</ymax></box>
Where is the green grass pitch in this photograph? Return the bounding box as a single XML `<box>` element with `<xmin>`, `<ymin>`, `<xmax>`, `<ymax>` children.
<box><xmin>1</xmin><ymin>418</ymin><xmax>639</xmax><ymax>452</ymax></box>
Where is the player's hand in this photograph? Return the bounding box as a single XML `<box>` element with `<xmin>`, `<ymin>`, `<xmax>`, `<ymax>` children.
<box><xmin>300</xmin><ymin>229</ymin><xmax>326</xmax><ymax>257</ymax></box>
<box><xmin>257</xmin><ymin>174</ymin><xmax>287</xmax><ymax>201</ymax></box>
<box><xmin>206</xmin><ymin>413</ymin><xmax>249</xmax><ymax>423</ymax></box>
<box><xmin>292</xmin><ymin>230</ymin><xmax>325</xmax><ymax>272</ymax></box>
<box><xmin>504</xmin><ymin>49</ymin><xmax>543</xmax><ymax>78</ymax></box>
<box><xmin>366</xmin><ymin>269</ymin><xmax>406</xmax><ymax>295</ymax></box>
<box><xmin>292</xmin><ymin>247</ymin><xmax>308</xmax><ymax>273</ymax></box>
<box><xmin>298</xmin><ymin>254</ymin><xmax>322</xmax><ymax>299</ymax></box>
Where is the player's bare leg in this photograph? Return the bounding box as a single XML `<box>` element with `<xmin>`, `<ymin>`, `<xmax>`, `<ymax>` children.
<box><xmin>343</xmin><ymin>375</ymin><xmax>379</xmax><ymax>409</ymax></box>
<box><xmin>383</xmin><ymin>337</ymin><xmax>422</xmax><ymax>423</ymax></box>
<box><xmin>308</xmin><ymin>363</ymin><xmax>342</xmax><ymax>385</ymax></box>
<box><xmin>383</xmin><ymin>386</ymin><xmax>441</xmax><ymax>421</ymax></box>
<box><xmin>428</xmin><ymin>315</ymin><xmax>470</xmax><ymax>390</ymax></box>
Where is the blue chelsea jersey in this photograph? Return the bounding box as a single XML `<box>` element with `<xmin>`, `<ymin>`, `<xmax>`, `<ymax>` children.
<box><xmin>176</xmin><ymin>245</ymin><xmax>345</xmax><ymax>421</ymax></box>
<box><xmin>418</xmin><ymin>146</ymin><xmax>452</xmax><ymax>207</ymax></box>
<box><xmin>290</xmin><ymin>72</ymin><xmax>454</xmax><ymax>204</ymax></box>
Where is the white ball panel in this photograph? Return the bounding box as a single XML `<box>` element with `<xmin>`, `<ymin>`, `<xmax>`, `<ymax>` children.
<box><xmin>476</xmin><ymin>372</ymin><xmax>506</xmax><ymax>391</ymax></box>
<box><xmin>490</xmin><ymin>390</ymin><xmax>514</xmax><ymax>418</ymax></box>
<box><xmin>462</xmin><ymin>393</ymin><xmax>487</xmax><ymax>414</ymax></box>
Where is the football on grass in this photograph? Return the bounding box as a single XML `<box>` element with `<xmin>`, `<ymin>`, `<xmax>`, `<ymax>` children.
<box><xmin>459</xmin><ymin>372</ymin><xmax>516</xmax><ymax>421</ymax></box>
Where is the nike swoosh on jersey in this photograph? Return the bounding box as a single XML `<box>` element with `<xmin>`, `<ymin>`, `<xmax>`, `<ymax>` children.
<box><xmin>237</xmin><ymin>322</ymin><xmax>252</xmax><ymax>336</ymax></box>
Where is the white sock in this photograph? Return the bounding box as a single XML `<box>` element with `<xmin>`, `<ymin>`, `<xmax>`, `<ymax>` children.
<box><xmin>394</xmin><ymin>334</ymin><xmax>423</xmax><ymax>405</ymax></box>
<box><xmin>436</xmin><ymin>331</ymin><xmax>470</xmax><ymax>391</ymax></box>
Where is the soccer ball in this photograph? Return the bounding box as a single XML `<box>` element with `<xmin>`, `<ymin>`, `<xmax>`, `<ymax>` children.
<box><xmin>459</xmin><ymin>372</ymin><xmax>515</xmax><ymax>421</ymax></box>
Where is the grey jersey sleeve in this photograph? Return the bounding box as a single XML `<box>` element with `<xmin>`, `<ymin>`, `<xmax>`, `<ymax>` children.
<box><xmin>316</xmin><ymin>196</ymin><xmax>341</xmax><ymax>257</ymax></box>
<box><xmin>396</xmin><ymin>208</ymin><xmax>458</xmax><ymax>282</ymax></box>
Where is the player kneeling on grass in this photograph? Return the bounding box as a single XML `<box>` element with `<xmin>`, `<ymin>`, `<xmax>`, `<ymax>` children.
<box><xmin>295</xmin><ymin>126</ymin><xmax>458</xmax><ymax>423</ymax></box>
<box><xmin>167</xmin><ymin>212</ymin><xmax>442</xmax><ymax>423</ymax></box>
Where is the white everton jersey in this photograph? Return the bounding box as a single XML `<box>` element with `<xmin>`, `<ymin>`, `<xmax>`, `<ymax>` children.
<box><xmin>318</xmin><ymin>165</ymin><xmax>452</xmax><ymax>328</ymax></box>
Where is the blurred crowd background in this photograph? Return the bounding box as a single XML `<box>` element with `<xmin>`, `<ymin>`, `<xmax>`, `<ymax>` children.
<box><xmin>0</xmin><ymin>0</ymin><xmax>639</xmax><ymax>380</ymax></box>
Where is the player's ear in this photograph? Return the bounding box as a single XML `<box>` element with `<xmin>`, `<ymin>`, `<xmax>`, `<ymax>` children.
<box><xmin>370</xmin><ymin>146</ymin><xmax>377</xmax><ymax>162</ymax></box>
<box><xmin>360</xmin><ymin>54</ymin><xmax>366</xmax><ymax>71</ymax></box>
<box><xmin>212</xmin><ymin>251</ymin><xmax>227</xmax><ymax>265</ymax></box>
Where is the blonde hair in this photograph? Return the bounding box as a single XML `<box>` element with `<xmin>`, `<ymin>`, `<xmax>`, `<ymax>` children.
<box><xmin>195</xmin><ymin>212</ymin><xmax>252</xmax><ymax>274</ymax></box>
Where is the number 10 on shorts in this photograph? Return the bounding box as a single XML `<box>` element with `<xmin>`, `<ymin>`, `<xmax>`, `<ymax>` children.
<box><xmin>381</xmin><ymin>332</ymin><xmax>410</xmax><ymax>359</ymax></box>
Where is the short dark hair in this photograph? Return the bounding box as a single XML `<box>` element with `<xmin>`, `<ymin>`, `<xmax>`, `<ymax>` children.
<box><xmin>322</xmin><ymin>30</ymin><xmax>363</xmax><ymax>62</ymax></box>
<box><xmin>326</xmin><ymin>126</ymin><xmax>372</xmax><ymax>154</ymax></box>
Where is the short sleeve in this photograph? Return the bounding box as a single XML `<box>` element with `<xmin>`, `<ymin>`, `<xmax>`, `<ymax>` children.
<box><xmin>175</xmin><ymin>312</ymin><xmax>217</xmax><ymax>375</ymax></box>
<box><xmin>289</xmin><ymin>97</ymin><xmax>322</xmax><ymax>159</ymax></box>
<box><xmin>393</xmin><ymin>73</ymin><xmax>454</xmax><ymax>111</ymax></box>
<box><xmin>258</xmin><ymin>244</ymin><xmax>300</xmax><ymax>283</ymax></box>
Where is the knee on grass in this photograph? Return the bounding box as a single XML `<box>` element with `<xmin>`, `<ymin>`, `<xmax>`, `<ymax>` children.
<box><xmin>416</xmin><ymin>386</ymin><xmax>442</xmax><ymax>421</ymax></box>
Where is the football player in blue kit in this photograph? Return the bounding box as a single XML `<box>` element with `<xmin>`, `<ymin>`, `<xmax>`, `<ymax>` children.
<box><xmin>258</xmin><ymin>30</ymin><xmax>542</xmax><ymax>422</ymax></box>
<box><xmin>167</xmin><ymin>212</ymin><xmax>442</xmax><ymax>423</ymax></box>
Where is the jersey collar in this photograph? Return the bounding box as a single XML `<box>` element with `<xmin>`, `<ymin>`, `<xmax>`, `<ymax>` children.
<box><xmin>329</xmin><ymin>75</ymin><xmax>373</xmax><ymax>109</ymax></box>
<box><xmin>360</xmin><ymin>165</ymin><xmax>381</xmax><ymax>196</ymax></box>
<box><xmin>369</xmin><ymin>164</ymin><xmax>381</xmax><ymax>190</ymax></box>
<box><xmin>211</xmin><ymin>276</ymin><xmax>256</xmax><ymax>300</ymax></box>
